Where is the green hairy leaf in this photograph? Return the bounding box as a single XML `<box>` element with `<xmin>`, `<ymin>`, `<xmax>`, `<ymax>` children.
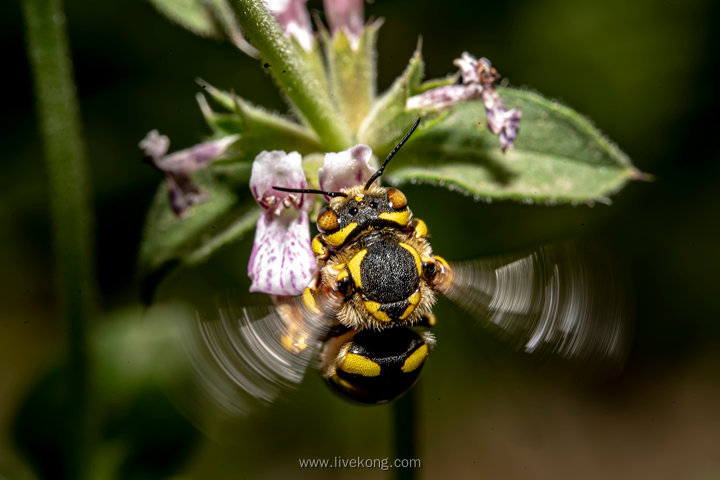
<box><xmin>385</xmin><ymin>88</ymin><xmax>642</xmax><ymax>204</ymax></box>
<box><xmin>138</xmin><ymin>171</ymin><xmax>258</xmax><ymax>299</ymax></box>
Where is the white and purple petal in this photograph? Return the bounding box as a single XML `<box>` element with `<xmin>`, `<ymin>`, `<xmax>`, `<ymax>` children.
<box><xmin>482</xmin><ymin>90</ymin><xmax>522</xmax><ymax>152</ymax></box>
<box><xmin>405</xmin><ymin>53</ymin><xmax>521</xmax><ymax>151</ymax></box>
<box><xmin>318</xmin><ymin>144</ymin><xmax>374</xmax><ymax>195</ymax></box>
<box><xmin>406</xmin><ymin>84</ymin><xmax>482</xmax><ymax>111</ymax></box>
<box><xmin>139</xmin><ymin>131</ymin><xmax>238</xmax><ymax>217</ymax></box>
<box><xmin>248</xmin><ymin>209</ymin><xmax>316</xmax><ymax>295</ymax></box>
<box><xmin>250</xmin><ymin>150</ymin><xmax>313</xmax><ymax>213</ymax></box>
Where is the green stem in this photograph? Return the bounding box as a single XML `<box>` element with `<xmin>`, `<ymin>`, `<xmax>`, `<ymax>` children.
<box><xmin>229</xmin><ymin>0</ymin><xmax>353</xmax><ymax>151</ymax></box>
<box><xmin>393</xmin><ymin>388</ymin><xmax>419</xmax><ymax>480</ymax></box>
<box><xmin>22</xmin><ymin>0</ymin><xmax>95</xmax><ymax>476</ymax></box>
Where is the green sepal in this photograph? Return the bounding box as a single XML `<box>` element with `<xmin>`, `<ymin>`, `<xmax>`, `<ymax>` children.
<box><xmin>357</xmin><ymin>45</ymin><xmax>427</xmax><ymax>153</ymax></box>
<box><xmin>386</xmin><ymin>88</ymin><xmax>644</xmax><ymax>204</ymax></box>
<box><xmin>322</xmin><ymin>20</ymin><xmax>382</xmax><ymax>133</ymax></box>
<box><xmin>196</xmin><ymin>80</ymin><xmax>323</xmax><ymax>161</ymax></box>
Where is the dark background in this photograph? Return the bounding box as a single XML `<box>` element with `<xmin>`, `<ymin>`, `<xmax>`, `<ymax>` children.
<box><xmin>2</xmin><ymin>0</ymin><xmax>719</xmax><ymax>478</ymax></box>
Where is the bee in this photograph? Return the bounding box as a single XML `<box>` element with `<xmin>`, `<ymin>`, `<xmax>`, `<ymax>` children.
<box><xmin>190</xmin><ymin>119</ymin><xmax>630</xmax><ymax>413</ymax></box>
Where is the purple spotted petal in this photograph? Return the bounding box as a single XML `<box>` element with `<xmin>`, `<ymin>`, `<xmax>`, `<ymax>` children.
<box><xmin>318</xmin><ymin>144</ymin><xmax>374</xmax><ymax>195</ymax></box>
<box><xmin>248</xmin><ymin>209</ymin><xmax>316</xmax><ymax>295</ymax></box>
<box><xmin>482</xmin><ymin>90</ymin><xmax>523</xmax><ymax>152</ymax></box>
<box><xmin>405</xmin><ymin>53</ymin><xmax>521</xmax><ymax>151</ymax></box>
<box><xmin>250</xmin><ymin>150</ymin><xmax>313</xmax><ymax>213</ymax></box>
<box><xmin>263</xmin><ymin>0</ymin><xmax>314</xmax><ymax>51</ymax></box>
<box><xmin>141</xmin><ymin>131</ymin><xmax>239</xmax><ymax>175</ymax></box>
<box><xmin>406</xmin><ymin>84</ymin><xmax>482</xmax><ymax>111</ymax></box>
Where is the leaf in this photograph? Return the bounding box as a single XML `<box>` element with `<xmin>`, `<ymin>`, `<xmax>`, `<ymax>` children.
<box><xmin>147</xmin><ymin>0</ymin><xmax>221</xmax><ymax>39</ymax></box>
<box><xmin>385</xmin><ymin>88</ymin><xmax>643</xmax><ymax>204</ymax></box>
<box><xmin>138</xmin><ymin>170</ymin><xmax>259</xmax><ymax>300</ymax></box>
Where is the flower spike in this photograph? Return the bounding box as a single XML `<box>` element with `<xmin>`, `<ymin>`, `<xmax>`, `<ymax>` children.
<box><xmin>406</xmin><ymin>53</ymin><xmax>522</xmax><ymax>151</ymax></box>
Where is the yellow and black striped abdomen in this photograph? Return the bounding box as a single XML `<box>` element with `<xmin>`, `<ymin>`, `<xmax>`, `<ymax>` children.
<box><xmin>325</xmin><ymin>328</ymin><xmax>430</xmax><ymax>404</ymax></box>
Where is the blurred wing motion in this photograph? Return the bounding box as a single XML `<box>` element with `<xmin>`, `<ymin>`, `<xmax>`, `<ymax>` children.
<box><xmin>442</xmin><ymin>242</ymin><xmax>632</xmax><ymax>368</ymax></box>
<box><xmin>180</xmin><ymin>291</ymin><xmax>335</xmax><ymax>417</ymax></box>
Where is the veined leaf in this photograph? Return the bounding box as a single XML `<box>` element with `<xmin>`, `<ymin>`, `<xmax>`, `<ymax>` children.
<box><xmin>386</xmin><ymin>88</ymin><xmax>643</xmax><ymax>204</ymax></box>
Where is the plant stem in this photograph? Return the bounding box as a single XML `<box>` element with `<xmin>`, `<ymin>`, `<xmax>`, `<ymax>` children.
<box><xmin>22</xmin><ymin>0</ymin><xmax>95</xmax><ymax>476</ymax></box>
<box><xmin>393</xmin><ymin>388</ymin><xmax>419</xmax><ymax>480</ymax></box>
<box><xmin>229</xmin><ymin>0</ymin><xmax>353</xmax><ymax>151</ymax></box>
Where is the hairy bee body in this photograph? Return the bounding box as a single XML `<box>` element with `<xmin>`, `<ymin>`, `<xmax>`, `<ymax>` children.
<box><xmin>303</xmin><ymin>184</ymin><xmax>447</xmax><ymax>403</ymax></box>
<box><xmin>314</xmin><ymin>186</ymin><xmax>438</xmax><ymax>331</ymax></box>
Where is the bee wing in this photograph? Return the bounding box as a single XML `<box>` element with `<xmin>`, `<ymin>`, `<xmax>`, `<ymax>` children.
<box><xmin>441</xmin><ymin>242</ymin><xmax>632</xmax><ymax>367</ymax></box>
<box><xmin>180</xmin><ymin>290</ymin><xmax>337</xmax><ymax>417</ymax></box>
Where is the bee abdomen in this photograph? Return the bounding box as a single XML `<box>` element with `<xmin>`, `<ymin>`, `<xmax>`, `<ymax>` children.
<box><xmin>324</xmin><ymin>328</ymin><xmax>430</xmax><ymax>404</ymax></box>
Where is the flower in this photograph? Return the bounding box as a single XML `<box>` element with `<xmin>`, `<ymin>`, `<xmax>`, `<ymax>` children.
<box><xmin>318</xmin><ymin>144</ymin><xmax>374</xmax><ymax>194</ymax></box>
<box><xmin>247</xmin><ymin>144</ymin><xmax>377</xmax><ymax>295</ymax></box>
<box><xmin>406</xmin><ymin>53</ymin><xmax>522</xmax><ymax>151</ymax></box>
<box><xmin>139</xmin><ymin>130</ymin><xmax>239</xmax><ymax>217</ymax></box>
<box><xmin>263</xmin><ymin>0</ymin><xmax>314</xmax><ymax>52</ymax></box>
<box><xmin>248</xmin><ymin>150</ymin><xmax>316</xmax><ymax>295</ymax></box>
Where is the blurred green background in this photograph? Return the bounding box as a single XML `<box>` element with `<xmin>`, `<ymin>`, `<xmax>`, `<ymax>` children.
<box><xmin>2</xmin><ymin>0</ymin><xmax>720</xmax><ymax>478</ymax></box>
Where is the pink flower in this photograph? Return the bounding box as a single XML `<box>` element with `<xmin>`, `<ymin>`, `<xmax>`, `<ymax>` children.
<box><xmin>139</xmin><ymin>130</ymin><xmax>238</xmax><ymax>217</ymax></box>
<box><xmin>248</xmin><ymin>150</ymin><xmax>316</xmax><ymax>295</ymax></box>
<box><xmin>318</xmin><ymin>144</ymin><xmax>374</xmax><ymax>195</ymax></box>
<box><xmin>247</xmin><ymin>144</ymin><xmax>377</xmax><ymax>295</ymax></box>
<box><xmin>406</xmin><ymin>53</ymin><xmax>522</xmax><ymax>151</ymax></box>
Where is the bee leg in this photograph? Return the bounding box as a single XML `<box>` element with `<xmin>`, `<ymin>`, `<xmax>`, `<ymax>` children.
<box><xmin>277</xmin><ymin>283</ymin><xmax>342</xmax><ymax>355</ymax></box>
<box><xmin>275</xmin><ymin>296</ymin><xmax>313</xmax><ymax>354</ymax></box>
<box><xmin>312</xmin><ymin>234</ymin><xmax>330</xmax><ymax>260</ymax></box>
<box><xmin>410</xmin><ymin>218</ymin><xmax>429</xmax><ymax>239</ymax></box>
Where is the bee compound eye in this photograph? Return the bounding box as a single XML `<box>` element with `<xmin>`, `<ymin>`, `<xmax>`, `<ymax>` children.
<box><xmin>317</xmin><ymin>207</ymin><xmax>340</xmax><ymax>232</ymax></box>
<box><xmin>386</xmin><ymin>188</ymin><xmax>407</xmax><ymax>209</ymax></box>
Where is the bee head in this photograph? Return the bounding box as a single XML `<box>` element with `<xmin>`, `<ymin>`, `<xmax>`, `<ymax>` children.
<box><xmin>273</xmin><ymin>118</ymin><xmax>420</xmax><ymax>247</ymax></box>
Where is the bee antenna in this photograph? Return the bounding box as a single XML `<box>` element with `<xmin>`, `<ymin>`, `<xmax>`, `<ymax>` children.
<box><xmin>272</xmin><ymin>186</ymin><xmax>348</xmax><ymax>198</ymax></box>
<box><xmin>364</xmin><ymin>117</ymin><xmax>421</xmax><ymax>190</ymax></box>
